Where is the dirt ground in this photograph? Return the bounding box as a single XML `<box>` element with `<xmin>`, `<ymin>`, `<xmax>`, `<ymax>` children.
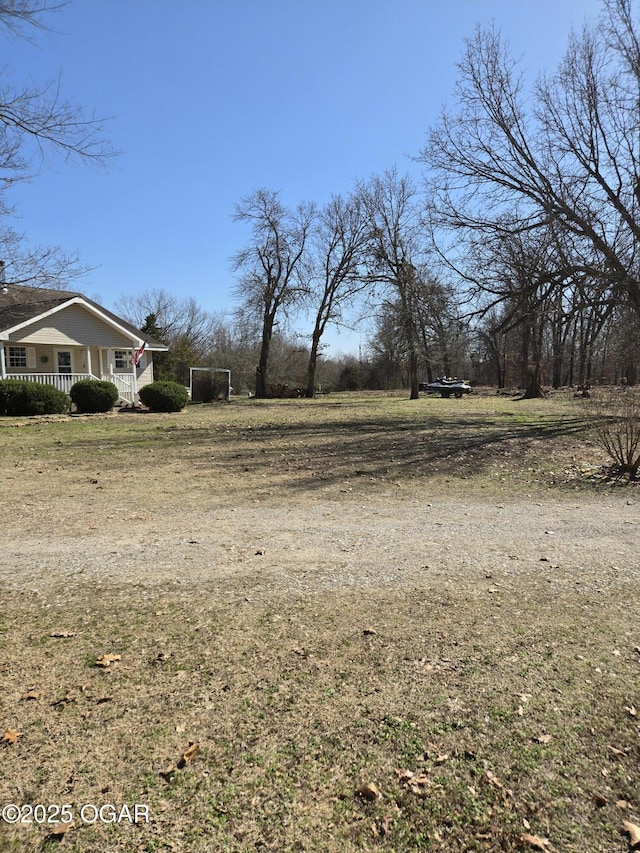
<box><xmin>0</xmin><ymin>391</ymin><xmax>635</xmax><ymax>603</ymax></box>
<box><xmin>2</xmin><ymin>489</ymin><xmax>638</xmax><ymax>605</ymax></box>
<box><xmin>0</xmin><ymin>394</ymin><xmax>639</xmax><ymax>852</ymax></box>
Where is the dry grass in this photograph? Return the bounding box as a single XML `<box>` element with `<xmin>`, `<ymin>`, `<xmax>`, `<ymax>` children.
<box><xmin>0</xmin><ymin>391</ymin><xmax>638</xmax><ymax>852</ymax></box>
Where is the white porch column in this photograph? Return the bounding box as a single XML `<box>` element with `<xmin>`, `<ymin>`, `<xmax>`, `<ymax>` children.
<box><xmin>107</xmin><ymin>348</ymin><xmax>114</xmax><ymax>373</ymax></box>
<box><xmin>0</xmin><ymin>341</ymin><xmax>5</xmax><ymax>379</ymax></box>
<box><xmin>131</xmin><ymin>343</ymin><xmax>138</xmax><ymax>398</ymax></box>
<box><xmin>85</xmin><ymin>346</ymin><xmax>92</xmax><ymax>377</ymax></box>
<box><xmin>99</xmin><ymin>348</ymin><xmax>104</xmax><ymax>376</ymax></box>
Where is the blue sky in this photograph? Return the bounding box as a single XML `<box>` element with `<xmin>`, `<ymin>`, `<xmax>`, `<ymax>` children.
<box><xmin>3</xmin><ymin>0</ymin><xmax>602</xmax><ymax>355</ymax></box>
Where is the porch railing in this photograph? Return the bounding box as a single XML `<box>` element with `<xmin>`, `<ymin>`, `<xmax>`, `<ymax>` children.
<box><xmin>100</xmin><ymin>373</ymin><xmax>135</xmax><ymax>404</ymax></box>
<box><xmin>3</xmin><ymin>372</ymin><xmax>136</xmax><ymax>405</ymax></box>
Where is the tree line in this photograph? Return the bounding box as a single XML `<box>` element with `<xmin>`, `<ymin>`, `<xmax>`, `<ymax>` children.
<box><xmin>115</xmin><ymin>171</ymin><xmax>470</xmax><ymax>398</ymax></box>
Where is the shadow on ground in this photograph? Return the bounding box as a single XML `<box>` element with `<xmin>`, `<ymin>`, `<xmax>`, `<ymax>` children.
<box><xmin>65</xmin><ymin>403</ymin><xmax>595</xmax><ymax>497</ymax></box>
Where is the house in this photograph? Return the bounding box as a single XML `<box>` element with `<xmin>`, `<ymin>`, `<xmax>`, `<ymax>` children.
<box><xmin>0</xmin><ymin>283</ymin><xmax>168</xmax><ymax>405</ymax></box>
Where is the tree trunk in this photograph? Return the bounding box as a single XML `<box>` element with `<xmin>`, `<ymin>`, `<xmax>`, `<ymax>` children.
<box><xmin>305</xmin><ymin>331</ymin><xmax>321</xmax><ymax>398</ymax></box>
<box><xmin>255</xmin><ymin>310</ymin><xmax>275</xmax><ymax>398</ymax></box>
<box><xmin>551</xmin><ymin>342</ymin><xmax>563</xmax><ymax>388</ymax></box>
<box><xmin>521</xmin><ymin>364</ymin><xmax>546</xmax><ymax>399</ymax></box>
<box><xmin>417</xmin><ymin>323</ymin><xmax>434</xmax><ymax>382</ymax></box>
<box><xmin>440</xmin><ymin>337</ymin><xmax>452</xmax><ymax>378</ymax></box>
<box><xmin>408</xmin><ymin>348</ymin><xmax>419</xmax><ymax>399</ymax></box>
<box><xmin>519</xmin><ymin>320</ymin><xmax>530</xmax><ymax>389</ymax></box>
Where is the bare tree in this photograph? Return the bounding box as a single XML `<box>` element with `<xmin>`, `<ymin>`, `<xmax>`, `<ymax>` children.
<box><xmin>115</xmin><ymin>288</ymin><xmax>221</xmax><ymax>384</ymax></box>
<box><xmin>304</xmin><ymin>192</ymin><xmax>369</xmax><ymax>396</ymax></box>
<box><xmin>419</xmin><ymin>1</ymin><xmax>640</xmax><ymax>319</ymax></box>
<box><xmin>0</xmin><ymin>225</ymin><xmax>89</xmax><ymax>288</ymax></box>
<box><xmin>232</xmin><ymin>188</ymin><xmax>315</xmax><ymax>398</ymax></box>
<box><xmin>0</xmin><ymin>2</ymin><xmax>65</xmax><ymax>37</ymax></box>
<box><xmin>0</xmin><ymin>1</ymin><xmax>113</xmax><ymax>288</ymax></box>
<box><xmin>116</xmin><ymin>289</ymin><xmax>217</xmax><ymax>343</ymax></box>
<box><xmin>413</xmin><ymin>274</ymin><xmax>467</xmax><ymax>382</ymax></box>
<box><xmin>0</xmin><ymin>2</ymin><xmax>112</xmax><ymax>192</ymax></box>
<box><xmin>359</xmin><ymin>167</ymin><xmax>426</xmax><ymax>399</ymax></box>
<box><xmin>368</xmin><ymin>272</ymin><xmax>467</xmax><ymax>387</ymax></box>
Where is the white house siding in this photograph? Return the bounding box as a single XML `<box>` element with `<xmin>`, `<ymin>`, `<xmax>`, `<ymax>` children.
<box><xmin>7</xmin><ymin>303</ymin><xmax>133</xmax><ymax>348</ymax></box>
<box><xmin>3</xmin><ymin>344</ymin><xmax>50</xmax><ymax>374</ymax></box>
<box><xmin>136</xmin><ymin>358</ymin><xmax>154</xmax><ymax>388</ymax></box>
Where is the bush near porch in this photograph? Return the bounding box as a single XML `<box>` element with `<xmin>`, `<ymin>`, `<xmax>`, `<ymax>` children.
<box><xmin>70</xmin><ymin>379</ymin><xmax>119</xmax><ymax>414</ymax></box>
<box><xmin>0</xmin><ymin>379</ymin><xmax>70</xmax><ymax>415</ymax></box>
<box><xmin>138</xmin><ymin>380</ymin><xmax>189</xmax><ymax>412</ymax></box>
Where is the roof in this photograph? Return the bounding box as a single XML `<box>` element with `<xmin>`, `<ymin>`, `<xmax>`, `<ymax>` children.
<box><xmin>0</xmin><ymin>284</ymin><xmax>167</xmax><ymax>350</ymax></box>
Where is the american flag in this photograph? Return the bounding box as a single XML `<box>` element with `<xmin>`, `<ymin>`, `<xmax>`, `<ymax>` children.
<box><xmin>132</xmin><ymin>341</ymin><xmax>146</xmax><ymax>366</ymax></box>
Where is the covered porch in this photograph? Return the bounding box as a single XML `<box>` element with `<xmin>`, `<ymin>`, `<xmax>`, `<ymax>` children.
<box><xmin>2</xmin><ymin>372</ymin><xmax>137</xmax><ymax>404</ymax></box>
<box><xmin>0</xmin><ymin>344</ymin><xmax>148</xmax><ymax>405</ymax></box>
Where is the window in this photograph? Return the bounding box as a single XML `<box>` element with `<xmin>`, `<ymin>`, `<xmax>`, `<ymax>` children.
<box><xmin>114</xmin><ymin>350</ymin><xmax>130</xmax><ymax>369</ymax></box>
<box><xmin>7</xmin><ymin>346</ymin><xmax>27</xmax><ymax>368</ymax></box>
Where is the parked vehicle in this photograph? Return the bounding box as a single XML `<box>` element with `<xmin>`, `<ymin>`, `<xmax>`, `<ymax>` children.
<box><xmin>419</xmin><ymin>377</ymin><xmax>472</xmax><ymax>398</ymax></box>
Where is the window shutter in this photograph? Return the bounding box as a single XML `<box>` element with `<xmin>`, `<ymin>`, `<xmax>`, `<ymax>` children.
<box><xmin>27</xmin><ymin>347</ymin><xmax>36</xmax><ymax>368</ymax></box>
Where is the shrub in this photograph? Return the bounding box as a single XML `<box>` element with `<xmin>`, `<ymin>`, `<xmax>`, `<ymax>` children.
<box><xmin>588</xmin><ymin>388</ymin><xmax>640</xmax><ymax>479</ymax></box>
<box><xmin>138</xmin><ymin>380</ymin><xmax>188</xmax><ymax>413</ymax></box>
<box><xmin>0</xmin><ymin>380</ymin><xmax>70</xmax><ymax>416</ymax></box>
<box><xmin>70</xmin><ymin>379</ymin><xmax>119</xmax><ymax>413</ymax></box>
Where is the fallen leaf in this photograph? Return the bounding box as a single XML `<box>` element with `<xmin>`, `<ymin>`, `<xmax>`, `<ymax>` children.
<box><xmin>362</xmin><ymin>627</ymin><xmax>377</xmax><ymax>636</ymax></box>
<box><xmin>535</xmin><ymin>734</ymin><xmax>553</xmax><ymax>744</ymax></box>
<box><xmin>380</xmin><ymin>814</ymin><xmax>393</xmax><ymax>835</ymax></box>
<box><xmin>521</xmin><ymin>833</ymin><xmax>551</xmax><ymax>849</ymax></box>
<box><xmin>395</xmin><ymin>768</ymin><xmax>414</xmax><ymax>782</ymax></box>
<box><xmin>594</xmin><ymin>794</ymin><xmax>608</xmax><ymax>807</ymax></box>
<box><xmin>181</xmin><ymin>742</ymin><xmax>199</xmax><ymax>764</ymax></box>
<box><xmin>48</xmin><ymin>823</ymin><xmax>73</xmax><ymax>838</ymax></box>
<box><xmin>173</xmin><ymin>741</ymin><xmax>200</xmax><ymax>770</ymax></box>
<box><xmin>356</xmin><ymin>782</ymin><xmax>382</xmax><ymax>801</ymax></box>
<box><xmin>1</xmin><ymin>729</ymin><xmax>22</xmax><ymax>744</ymax></box>
<box><xmin>405</xmin><ymin>773</ymin><xmax>433</xmax><ymax>795</ymax></box>
<box><xmin>485</xmin><ymin>769</ymin><xmax>512</xmax><ymax>801</ymax></box>
<box><xmin>608</xmin><ymin>745</ymin><xmax>626</xmax><ymax>758</ymax></box>
<box><xmin>622</xmin><ymin>820</ymin><xmax>640</xmax><ymax>848</ymax></box>
<box><xmin>95</xmin><ymin>653</ymin><xmax>121</xmax><ymax>668</ymax></box>
<box><xmin>625</xmin><ymin>705</ymin><xmax>638</xmax><ymax>717</ymax></box>
<box><xmin>485</xmin><ymin>769</ymin><xmax>504</xmax><ymax>788</ymax></box>
<box><xmin>50</xmin><ymin>631</ymin><xmax>76</xmax><ymax>638</ymax></box>
<box><xmin>159</xmin><ymin>765</ymin><xmax>177</xmax><ymax>782</ymax></box>
<box><xmin>20</xmin><ymin>691</ymin><xmax>40</xmax><ymax>701</ymax></box>
<box><xmin>51</xmin><ymin>694</ymin><xmax>76</xmax><ymax>709</ymax></box>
